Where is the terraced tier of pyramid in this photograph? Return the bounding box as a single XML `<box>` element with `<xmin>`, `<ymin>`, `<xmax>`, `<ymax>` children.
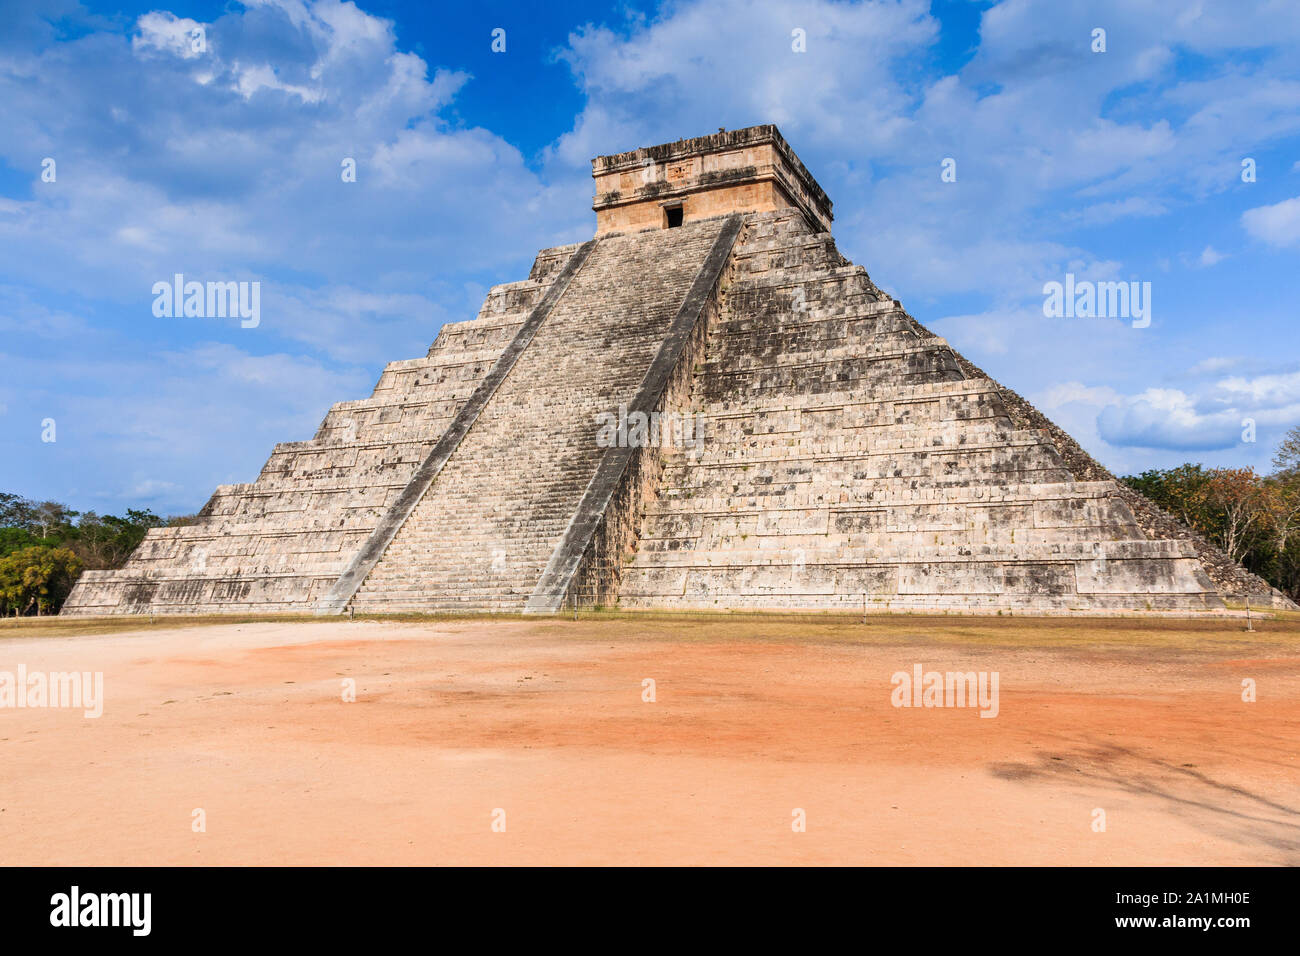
<box><xmin>63</xmin><ymin>125</ymin><xmax>1286</xmax><ymax>616</ymax></box>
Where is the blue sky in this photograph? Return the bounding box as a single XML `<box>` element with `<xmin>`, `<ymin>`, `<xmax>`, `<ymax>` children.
<box><xmin>2</xmin><ymin>0</ymin><xmax>1299</xmax><ymax>516</ymax></box>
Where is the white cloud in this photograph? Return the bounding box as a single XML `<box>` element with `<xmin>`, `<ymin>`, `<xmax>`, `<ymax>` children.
<box><xmin>1197</xmin><ymin>245</ymin><xmax>1227</xmax><ymax>267</ymax></box>
<box><xmin>1096</xmin><ymin>370</ymin><xmax>1300</xmax><ymax>453</ymax></box>
<box><xmin>1038</xmin><ymin>382</ymin><xmax>1121</xmax><ymax>410</ymax></box>
<box><xmin>124</xmin><ymin>479</ymin><xmax>181</xmax><ymax>499</ymax></box>
<box><xmin>1097</xmin><ymin>388</ymin><xmax>1242</xmax><ymax>451</ymax></box>
<box><xmin>551</xmin><ymin>0</ymin><xmax>938</xmax><ymax>167</ymax></box>
<box><xmin>231</xmin><ymin>62</ymin><xmax>324</xmax><ymax>103</ymax></box>
<box><xmin>1211</xmin><ymin>369</ymin><xmax>1300</xmax><ymax>408</ymax></box>
<box><xmin>1242</xmin><ymin>195</ymin><xmax>1300</xmax><ymax>247</ymax></box>
<box><xmin>133</xmin><ymin>12</ymin><xmax>208</xmax><ymax>60</ymax></box>
<box><xmin>1189</xmin><ymin>356</ymin><xmax>1242</xmax><ymax>375</ymax></box>
<box><xmin>1069</xmin><ymin>197</ymin><xmax>1168</xmax><ymax>226</ymax></box>
<box><xmin>0</xmin><ymin>0</ymin><xmax>589</xmax><ymax>367</ymax></box>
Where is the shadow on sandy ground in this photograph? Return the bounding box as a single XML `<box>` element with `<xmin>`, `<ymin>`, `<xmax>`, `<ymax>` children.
<box><xmin>990</xmin><ymin>742</ymin><xmax>1300</xmax><ymax>863</ymax></box>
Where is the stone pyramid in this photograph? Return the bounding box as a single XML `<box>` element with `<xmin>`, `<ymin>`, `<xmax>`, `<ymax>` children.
<box><xmin>65</xmin><ymin>125</ymin><xmax>1277</xmax><ymax>616</ymax></box>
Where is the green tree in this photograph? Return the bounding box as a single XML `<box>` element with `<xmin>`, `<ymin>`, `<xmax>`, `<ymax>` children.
<box><xmin>0</xmin><ymin>526</ymin><xmax>45</xmax><ymax>557</ymax></box>
<box><xmin>0</xmin><ymin>546</ymin><xmax>83</xmax><ymax>616</ymax></box>
<box><xmin>0</xmin><ymin>493</ymin><xmax>36</xmax><ymax>532</ymax></box>
<box><xmin>1121</xmin><ymin>464</ymin><xmax>1213</xmax><ymax>533</ymax></box>
<box><xmin>70</xmin><ymin>508</ymin><xmax>163</xmax><ymax>569</ymax></box>
<box><xmin>30</xmin><ymin>500</ymin><xmax>78</xmax><ymax>539</ymax></box>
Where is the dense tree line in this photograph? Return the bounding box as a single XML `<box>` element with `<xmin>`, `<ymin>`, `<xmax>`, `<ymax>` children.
<box><xmin>0</xmin><ymin>492</ymin><xmax>195</xmax><ymax>616</ymax></box>
<box><xmin>1119</xmin><ymin>425</ymin><xmax>1300</xmax><ymax>602</ymax></box>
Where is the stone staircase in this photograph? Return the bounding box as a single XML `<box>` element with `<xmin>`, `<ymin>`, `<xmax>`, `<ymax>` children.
<box><xmin>348</xmin><ymin>217</ymin><xmax>732</xmax><ymax>612</ymax></box>
<box><xmin>617</xmin><ymin>210</ymin><xmax>1223</xmax><ymax>611</ymax></box>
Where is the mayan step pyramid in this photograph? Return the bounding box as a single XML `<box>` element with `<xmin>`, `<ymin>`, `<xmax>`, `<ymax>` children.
<box><xmin>65</xmin><ymin>125</ymin><xmax>1282</xmax><ymax>616</ymax></box>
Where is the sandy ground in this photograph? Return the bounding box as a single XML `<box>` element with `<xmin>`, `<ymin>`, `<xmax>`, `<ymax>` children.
<box><xmin>1</xmin><ymin>613</ymin><xmax>1297</xmax><ymax>866</ymax></box>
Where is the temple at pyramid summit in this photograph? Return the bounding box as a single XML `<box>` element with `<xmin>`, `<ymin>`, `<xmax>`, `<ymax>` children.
<box><xmin>63</xmin><ymin>125</ymin><xmax>1290</xmax><ymax>616</ymax></box>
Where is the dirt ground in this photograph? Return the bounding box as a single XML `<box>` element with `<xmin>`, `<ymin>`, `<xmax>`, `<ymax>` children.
<box><xmin>1</xmin><ymin>612</ymin><xmax>1297</xmax><ymax>865</ymax></box>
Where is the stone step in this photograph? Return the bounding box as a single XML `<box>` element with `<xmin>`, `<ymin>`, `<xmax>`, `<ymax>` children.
<box><xmin>625</xmin><ymin>535</ymin><xmax>1198</xmax><ymax>564</ymax></box>
<box><xmin>352</xmin><ymin>218</ymin><xmax>731</xmax><ymax>610</ymax></box>
<box><xmin>645</xmin><ymin>479</ymin><xmax>1125</xmax><ymax>514</ymax></box>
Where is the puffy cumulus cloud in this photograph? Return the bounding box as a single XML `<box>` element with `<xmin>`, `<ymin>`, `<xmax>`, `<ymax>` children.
<box><xmin>1091</xmin><ymin>369</ymin><xmax>1300</xmax><ymax>453</ymax></box>
<box><xmin>0</xmin><ymin>0</ymin><xmax>578</xmax><ymax>346</ymax></box>
<box><xmin>0</xmin><ymin>0</ymin><xmax>597</xmax><ymax>511</ymax></box>
<box><xmin>550</xmin><ymin>0</ymin><xmax>938</xmax><ymax>166</ymax></box>
<box><xmin>1242</xmin><ymin>195</ymin><xmax>1300</xmax><ymax>247</ymax></box>
<box><xmin>1210</xmin><ymin>369</ymin><xmax>1300</xmax><ymax>409</ymax></box>
<box><xmin>1097</xmin><ymin>388</ymin><xmax>1245</xmax><ymax>451</ymax></box>
<box><xmin>128</xmin><ymin>0</ymin><xmax>447</xmax><ymax>117</ymax></box>
<box><xmin>133</xmin><ymin>12</ymin><xmax>210</xmax><ymax>60</ymax></box>
<box><xmin>1016</xmin><ymin>357</ymin><xmax>1300</xmax><ymax>459</ymax></box>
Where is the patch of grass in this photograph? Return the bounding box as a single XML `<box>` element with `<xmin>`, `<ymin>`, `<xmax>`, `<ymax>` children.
<box><xmin>0</xmin><ymin>612</ymin><xmax>320</xmax><ymax>640</ymax></box>
<box><xmin>0</xmin><ymin>608</ymin><xmax>543</xmax><ymax>640</ymax></box>
<box><xmin>5</xmin><ymin>606</ymin><xmax>1297</xmax><ymax>655</ymax></box>
<box><xmin>554</xmin><ymin>607</ymin><xmax>1300</xmax><ymax>655</ymax></box>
